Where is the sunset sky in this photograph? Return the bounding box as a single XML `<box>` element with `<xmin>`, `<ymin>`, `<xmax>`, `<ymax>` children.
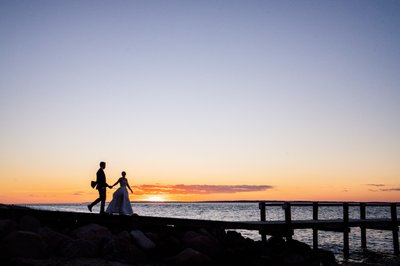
<box><xmin>1</xmin><ymin>1</ymin><xmax>399</xmax><ymax>204</ymax></box>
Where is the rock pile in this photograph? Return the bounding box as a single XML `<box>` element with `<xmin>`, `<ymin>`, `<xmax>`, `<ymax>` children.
<box><xmin>0</xmin><ymin>212</ymin><xmax>338</xmax><ymax>265</ymax></box>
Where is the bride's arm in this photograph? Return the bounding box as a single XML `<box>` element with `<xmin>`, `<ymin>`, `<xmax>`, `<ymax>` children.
<box><xmin>127</xmin><ymin>182</ymin><xmax>133</xmax><ymax>193</ymax></box>
<box><xmin>110</xmin><ymin>178</ymin><xmax>121</xmax><ymax>188</ymax></box>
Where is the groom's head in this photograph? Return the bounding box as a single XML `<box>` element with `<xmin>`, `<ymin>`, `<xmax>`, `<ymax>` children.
<box><xmin>100</xmin><ymin>161</ymin><xmax>106</xmax><ymax>169</ymax></box>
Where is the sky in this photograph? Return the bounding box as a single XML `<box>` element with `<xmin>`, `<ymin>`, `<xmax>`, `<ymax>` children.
<box><xmin>0</xmin><ymin>0</ymin><xmax>399</xmax><ymax>204</ymax></box>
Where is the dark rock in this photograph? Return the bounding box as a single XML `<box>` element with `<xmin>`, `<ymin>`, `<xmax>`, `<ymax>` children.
<box><xmin>319</xmin><ymin>249</ymin><xmax>338</xmax><ymax>266</ymax></box>
<box><xmin>156</xmin><ymin>235</ymin><xmax>182</xmax><ymax>257</ymax></box>
<box><xmin>102</xmin><ymin>231</ymin><xmax>146</xmax><ymax>264</ymax></box>
<box><xmin>181</xmin><ymin>230</ymin><xmax>201</xmax><ymax>242</ymax></box>
<box><xmin>71</xmin><ymin>223</ymin><xmax>112</xmax><ymax>244</ymax></box>
<box><xmin>224</xmin><ymin>230</ymin><xmax>248</xmax><ymax>247</ymax></box>
<box><xmin>19</xmin><ymin>215</ymin><xmax>41</xmax><ymax>233</ymax></box>
<box><xmin>283</xmin><ymin>253</ymin><xmax>312</xmax><ymax>266</ymax></box>
<box><xmin>59</xmin><ymin>238</ymin><xmax>97</xmax><ymax>258</ymax></box>
<box><xmin>182</xmin><ymin>233</ymin><xmax>221</xmax><ymax>257</ymax></box>
<box><xmin>197</xmin><ymin>228</ymin><xmax>216</xmax><ymax>239</ymax></box>
<box><xmin>283</xmin><ymin>239</ymin><xmax>319</xmax><ymax>266</ymax></box>
<box><xmin>39</xmin><ymin>226</ymin><xmax>72</xmax><ymax>255</ymax></box>
<box><xmin>267</xmin><ymin>235</ymin><xmax>286</xmax><ymax>248</ymax></box>
<box><xmin>0</xmin><ymin>219</ymin><xmax>17</xmax><ymax>239</ymax></box>
<box><xmin>116</xmin><ymin>230</ymin><xmax>131</xmax><ymax>241</ymax></box>
<box><xmin>130</xmin><ymin>229</ymin><xmax>156</xmax><ymax>251</ymax></box>
<box><xmin>221</xmin><ymin>247</ymin><xmax>248</xmax><ymax>266</ymax></box>
<box><xmin>286</xmin><ymin>239</ymin><xmax>312</xmax><ymax>254</ymax></box>
<box><xmin>166</xmin><ymin>247</ymin><xmax>212</xmax><ymax>266</ymax></box>
<box><xmin>145</xmin><ymin>231</ymin><xmax>160</xmax><ymax>243</ymax></box>
<box><xmin>266</xmin><ymin>235</ymin><xmax>286</xmax><ymax>257</ymax></box>
<box><xmin>0</xmin><ymin>231</ymin><xmax>47</xmax><ymax>259</ymax></box>
<box><xmin>6</xmin><ymin>257</ymin><xmax>133</xmax><ymax>266</ymax></box>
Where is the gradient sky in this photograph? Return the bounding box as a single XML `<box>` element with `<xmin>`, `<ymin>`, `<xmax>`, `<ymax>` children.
<box><xmin>1</xmin><ymin>0</ymin><xmax>399</xmax><ymax>204</ymax></box>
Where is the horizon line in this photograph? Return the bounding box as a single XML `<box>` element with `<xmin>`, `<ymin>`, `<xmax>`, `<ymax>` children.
<box><xmin>11</xmin><ymin>199</ymin><xmax>400</xmax><ymax>205</ymax></box>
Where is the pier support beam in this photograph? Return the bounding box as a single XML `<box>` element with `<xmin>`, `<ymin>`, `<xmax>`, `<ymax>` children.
<box><xmin>343</xmin><ymin>203</ymin><xmax>349</xmax><ymax>259</ymax></box>
<box><xmin>391</xmin><ymin>203</ymin><xmax>399</xmax><ymax>256</ymax></box>
<box><xmin>259</xmin><ymin>202</ymin><xmax>267</xmax><ymax>242</ymax></box>
<box><xmin>313</xmin><ymin>202</ymin><xmax>318</xmax><ymax>251</ymax></box>
<box><xmin>360</xmin><ymin>203</ymin><xmax>367</xmax><ymax>249</ymax></box>
<box><xmin>283</xmin><ymin>202</ymin><xmax>293</xmax><ymax>240</ymax></box>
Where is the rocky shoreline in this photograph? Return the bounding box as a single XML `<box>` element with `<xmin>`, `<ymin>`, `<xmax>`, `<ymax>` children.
<box><xmin>0</xmin><ymin>204</ymin><xmax>397</xmax><ymax>266</ymax></box>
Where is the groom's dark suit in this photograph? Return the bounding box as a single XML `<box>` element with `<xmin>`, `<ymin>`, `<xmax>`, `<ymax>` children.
<box><xmin>89</xmin><ymin>167</ymin><xmax>109</xmax><ymax>213</ymax></box>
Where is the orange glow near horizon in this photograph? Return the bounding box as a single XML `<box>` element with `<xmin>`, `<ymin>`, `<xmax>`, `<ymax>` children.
<box><xmin>1</xmin><ymin>160</ymin><xmax>399</xmax><ymax>204</ymax></box>
<box><xmin>1</xmin><ymin>181</ymin><xmax>399</xmax><ymax>204</ymax></box>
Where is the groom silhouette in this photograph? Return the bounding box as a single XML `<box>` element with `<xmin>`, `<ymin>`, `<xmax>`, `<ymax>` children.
<box><xmin>88</xmin><ymin>161</ymin><xmax>111</xmax><ymax>214</ymax></box>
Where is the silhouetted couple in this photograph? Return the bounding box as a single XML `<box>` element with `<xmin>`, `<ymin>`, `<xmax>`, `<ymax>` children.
<box><xmin>88</xmin><ymin>161</ymin><xmax>134</xmax><ymax>215</ymax></box>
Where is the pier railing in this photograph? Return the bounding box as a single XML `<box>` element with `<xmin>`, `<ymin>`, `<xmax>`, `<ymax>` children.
<box><xmin>258</xmin><ymin>202</ymin><xmax>400</xmax><ymax>259</ymax></box>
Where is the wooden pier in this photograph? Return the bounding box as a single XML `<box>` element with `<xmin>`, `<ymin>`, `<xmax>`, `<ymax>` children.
<box><xmin>258</xmin><ymin>202</ymin><xmax>399</xmax><ymax>259</ymax></box>
<box><xmin>1</xmin><ymin>202</ymin><xmax>399</xmax><ymax>259</ymax></box>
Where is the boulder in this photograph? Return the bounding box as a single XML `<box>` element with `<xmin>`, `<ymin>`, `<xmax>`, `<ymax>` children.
<box><xmin>71</xmin><ymin>223</ymin><xmax>112</xmax><ymax>243</ymax></box>
<box><xmin>166</xmin><ymin>248</ymin><xmax>212</xmax><ymax>266</ymax></box>
<box><xmin>181</xmin><ymin>230</ymin><xmax>201</xmax><ymax>242</ymax></box>
<box><xmin>282</xmin><ymin>253</ymin><xmax>311</xmax><ymax>266</ymax></box>
<box><xmin>144</xmin><ymin>231</ymin><xmax>160</xmax><ymax>243</ymax></box>
<box><xmin>283</xmin><ymin>239</ymin><xmax>318</xmax><ymax>266</ymax></box>
<box><xmin>286</xmin><ymin>239</ymin><xmax>312</xmax><ymax>254</ymax></box>
<box><xmin>318</xmin><ymin>249</ymin><xmax>338</xmax><ymax>266</ymax></box>
<box><xmin>0</xmin><ymin>230</ymin><xmax>47</xmax><ymax>259</ymax></box>
<box><xmin>0</xmin><ymin>219</ymin><xmax>17</xmax><ymax>239</ymax></box>
<box><xmin>267</xmin><ymin>235</ymin><xmax>286</xmax><ymax>257</ymax></box>
<box><xmin>183</xmin><ymin>234</ymin><xmax>221</xmax><ymax>257</ymax></box>
<box><xmin>156</xmin><ymin>235</ymin><xmax>182</xmax><ymax>257</ymax></box>
<box><xmin>116</xmin><ymin>230</ymin><xmax>131</xmax><ymax>241</ymax></box>
<box><xmin>59</xmin><ymin>238</ymin><xmax>97</xmax><ymax>258</ymax></box>
<box><xmin>223</xmin><ymin>230</ymin><xmax>247</xmax><ymax>247</ymax></box>
<box><xmin>130</xmin><ymin>230</ymin><xmax>156</xmax><ymax>251</ymax></box>
<box><xmin>197</xmin><ymin>228</ymin><xmax>216</xmax><ymax>239</ymax></box>
<box><xmin>102</xmin><ymin>232</ymin><xmax>146</xmax><ymax>264</ymax></box>
<box><xmin>39</xmin><ymin>227</ymin><xmax>72</xmax><ymax>255</ymax></box>
<box><xmin>19</xmin><ymin>215</ymin><xmax>41</xmax><ymax>233</ymax></box>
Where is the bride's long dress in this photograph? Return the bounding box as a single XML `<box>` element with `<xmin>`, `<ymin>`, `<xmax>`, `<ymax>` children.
<box><xmin>106</xmin><ymin>178</ymin><xmax>133</xmax><ymax>215</ymax></box>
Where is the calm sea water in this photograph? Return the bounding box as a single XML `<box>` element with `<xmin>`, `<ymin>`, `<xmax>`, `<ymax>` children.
<box><xmin>24</xmin><ymin>202</ymin><xmax>400</xmax><ymax>261</ymax></box>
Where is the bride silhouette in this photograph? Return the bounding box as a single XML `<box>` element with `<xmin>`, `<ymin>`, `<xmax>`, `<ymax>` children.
<box><xmin>105</xmin><ymin>171</ymin><xmax>134</xmax><ymax>215</ymax></box>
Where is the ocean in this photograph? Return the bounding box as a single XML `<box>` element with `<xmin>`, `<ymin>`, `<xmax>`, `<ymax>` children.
<box><xmin>24</xmin><ymin>202</ymin><xmax>400</xmax><ymax>261</ymax></box>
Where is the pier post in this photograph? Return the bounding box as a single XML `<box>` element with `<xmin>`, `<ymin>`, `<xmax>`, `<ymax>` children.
<box><xmin>283</xmin><ymin>202</ymin><xmax>292</xmax><ymax>240</ymax></box>
<box><xmin>391</xmin><ymin>203</ymin><xmax>399</xmax><ymax>255</ymax></box>
<box><xmin>313</xmin><ymin>202</ymin><xmax>318</xmax><ymax>251</ymax></box>
<box><xmin>343</xmin><ymin>203</ymin><xmax>350</xmax><ymax>259</ymax></box>
<box><xmin>360</xmin><ymin>203</ymin><xmax>367</xmax><ymax>249</ymax></box>
<box><xmin>259</xmin><ymin>202</ymin><xmax>267</xmax><ymax>242</ymax></box>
